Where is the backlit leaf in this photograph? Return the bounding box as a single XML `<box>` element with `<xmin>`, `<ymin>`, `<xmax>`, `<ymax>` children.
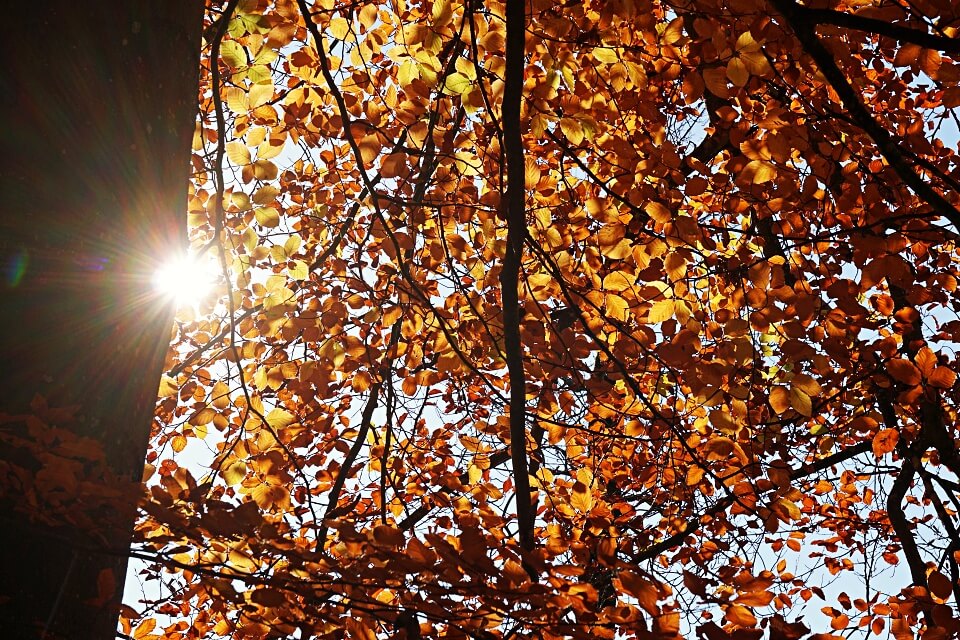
<box><xmin>872</xmin><ymin>428</ymin><xmax>899</xmax><ymax>457</ymax></box>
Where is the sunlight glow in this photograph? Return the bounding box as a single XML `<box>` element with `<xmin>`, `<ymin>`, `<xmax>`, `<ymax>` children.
<box><xmin>152</xmin><ymin>253</ymin><xmax>218</xmax><ymax>308</ymax></box>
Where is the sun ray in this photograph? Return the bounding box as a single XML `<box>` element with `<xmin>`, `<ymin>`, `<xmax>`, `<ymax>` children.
<box><xmin>152</xmin><ymin>252</ymin><xmax>217</xmax><ymax>308</ymax></box>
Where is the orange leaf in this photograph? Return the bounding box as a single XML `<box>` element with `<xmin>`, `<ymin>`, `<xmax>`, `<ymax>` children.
<box><xmin>791</xmin><ymin>373</ymin><xmax>822</xmax><ymax>397</ymax></box>
<box><xmin>894</xmin><ymin>44</ymin><xmax>922</xmax><ymax>67</ymax></box>
<box><xmin>645</xmin><ymin>201</ymin><xmax>672</xmax><ymax>224</ymax></box>
<box><xmin>888</xmin><ymin>358</ymin><xmax>922</xmax><ymax>386</ymax></box>
<box><xmin>571</xmin><ymin>481</ymin><xmax>594</xmax><ymax>512</ymax></box>
<box><xmin>725</xmin><ymin>604</ymin><xmax>758</xmax><ymax>628</ymax></box>
<box><xmin>872</xmin><ymin>428</ymin><xmax>899</xmax><ymax>457</ymax></box>
<box><xmin>770</xmin><ymin>386</ymin><xmax>790</xmax><ymax>413</ymax></box>
<box><xmin>891</xmin><ymin>617</ymin><xmax>912</xmax><ymax>640</ymax></box>
<box><xmin>830</xmin><ymin>613</ymin><xmax>850</xmax><ymax>630</ymax></box>
<box><xmin>915</xmin><ymin>347</ymin><xmax>938</xmax><ymax>377</ymax></box>
<box><xmin>134</xmin><ymin>619</ymin><xmax>157</xmax><ymax>640</ymax></box>
<box><xmin>617</xmin><ymin>571</ymin><xmax>659</xmax><ymax>615</ymax></box>
<box><xmin>929</xmin><ymin>366</ymin><xmax>957</xmax><ymax>389</ymax></box>
<box><xmin>735</xmin><ymin>590</ymin><xmax>774</xmax><ymax>607</ymax></box>
<box><xmin>744</xmin><ymin>159</ymin><xmax>776</xmax><ymax>184</ymax></box>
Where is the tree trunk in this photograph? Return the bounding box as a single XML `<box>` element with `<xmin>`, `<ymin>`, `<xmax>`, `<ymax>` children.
<box><xmin>0</xmin><ymin>3</ymin><xmax>203</xmax><ymax>638</ymax></box>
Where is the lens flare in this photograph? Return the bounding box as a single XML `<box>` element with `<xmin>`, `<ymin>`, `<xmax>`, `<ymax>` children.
<box><xmin>153</xmin><ymin>253</ymin><xmax>217</xmax><ymax>308</ymax></box>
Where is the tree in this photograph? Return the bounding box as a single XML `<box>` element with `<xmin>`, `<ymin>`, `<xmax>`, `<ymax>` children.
<box><xmin>130</xmin><ymin>0</ymin><xmax>960</xmax><ymax>638</ymax></box>
<box><xmin>0</xmin><ymin>3</ymin><xmax>203</xmax><ymax>639</ymax></box>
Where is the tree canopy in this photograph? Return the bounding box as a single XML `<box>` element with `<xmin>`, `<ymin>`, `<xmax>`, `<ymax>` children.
<box><xmin>130</xmin><ymin>0</ymin><xmax>960</xmax><ymax>638</ymax></box>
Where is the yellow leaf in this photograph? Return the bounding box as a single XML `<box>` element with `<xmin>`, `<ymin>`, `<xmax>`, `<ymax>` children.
<box><xmin>744</xmin><ymin>159</ymin><xmax>776</xmax><ymax>184</ymax></box>
<box><xmin>398</xmin><ymin>60</ymin><xmax>419</xmax><ymax>88</ymax></box>
<box><xmin>727</xmin><ymin>57</ymin><xmax>749</xmax><ymax>87</ymax></box>
<box><xmin>601</xmin><ymin>239</ymin><xmax>632</xmax><ymax>260</ymax></box>
<box><xmin>605</xmin><ymin>293</ymin><xmax>630</xmax><ymax>321</ymax></box>
<box><xmin>253</xmin><ymin>159</ymin><xmax>278</xmax><ymax>180</ymax></box>
<box><xmin>253</xmin><ymin>185</ymin><xmax>280</xmax><ymax>204</ymax></box>
<box><xmin>602</xmin><ymin>270</ymin><xmax>635</xmax><ymax>292</ymax></box>
<box><xmin>443</xmin><ymin>72</ymin><xmax>471</xmax><ymax>96</ymax></box>
<box><xmin>224</xmin><ymin>86</ymin><xmax>248</xmax><ymax>113</ymax></box>
<box><xmin>158</xmin><ymin>375</ymin><xmax>179</xmax><ymax>398</ymax></box>
<box><xmin>209</xmin><ymin>381</ymin><xmax>230</xmax><ymax>409</ymax></box>
<box><xmin>648</xmin><ymin>299</ymin><xmax>674</xmax><ymax>323</ymax></box>
<box><xmin>665</xmin><ymin>252</ymin><xmax>687</xmax><ymax>280</ymax></box>
<box><xmin>189</xmin><ymin>407</ymin><xmax>217</xmax><ymax>426</ymax></box>
<box><xmin>571</xmin><ymin>481</ymin><xmax>593</xmax><ymax>512</ymax></box>
<box><xmin>525</xmin><ymin>157</ymin><xmax>541</xmax><ymax>188</ymax></box>
<box><xmin>329</xmin><ymin>17</ymin><xmax>351</xmax><ymax>40</ymax></box>
<box><xmin>221</xmin><ymin>40</ymin><xmax>246</xmax><ymax>68</ymax></box>
<box><xmin>789</xmin><ymin>387</ymin><xmax>812</xmax><ymax>417</ymax></box>
<box><xmin>255</xmin><ymin>206</ymin><xmax>280</xmax><ymax>228</ymax></box>
<box><xmin>559</xmin><ymin>117</ymin><xmax>584</xmax><ymax>145</ymax></box>
<box><xmin>431</xmin><ymin>0</ymin><xmax>452</xmax><ymax>26</ymax></box>
<box><xmin>226</xmin><ymin>140</ymin><xmax>251</xmax><ymax>166</ymax></box>
<box><xmin>597</xmin><ymin>223</ymin><xmax>625</xmax><ymax>247</ymax></box>
<box><xmin>222</xmin><ymin>460</ymin><xmax>247</xmax><ymax>486</ymax></box>
<box><xmin>288</xmin><ymin>259</ymin><xmax>308</xmax><ymax>280</ymax></box>
<box><xmin>257</xmin><ymin>137</ymin><xmax>285</xmax><ymax>160</ymax></box>
<box><xmin>265</xmin><ymin>408</ymin><xmax>295</xmax><ymax>430</ymax></box>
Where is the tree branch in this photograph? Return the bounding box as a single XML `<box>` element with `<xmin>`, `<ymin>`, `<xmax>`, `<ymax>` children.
<box><xmin>769</xmin><ymin>0</ymin><xmax>960</xmax><ymax>232</ymax></box>
<box><xmin>800</xmin><ymin>6</ymin><xmax>960</xmax><ymax>54</ymax></box>
<box><xmin>500</xmin><ymin>0</ymin><xmax>537</xmax><ymax>568</ymax></box>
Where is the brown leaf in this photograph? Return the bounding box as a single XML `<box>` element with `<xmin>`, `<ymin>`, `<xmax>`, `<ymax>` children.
<box><xmin>617</xmin><ymin>571</ymin><xmax>659</xmax><ymax>615</ymax></box>
<box><xmin>929</xmin><ymin>367</ymin><xmax>957</xmax><ymax>389</ymax></box>
<box><xmin>928</xmin><ymin>570</ymin><xmax>953</xmax><ymax>600</ymax></box>
<box><xmin>888</xmin><ymin>358</ymin><xmax>922</xmax><ymax>386</ymax></box>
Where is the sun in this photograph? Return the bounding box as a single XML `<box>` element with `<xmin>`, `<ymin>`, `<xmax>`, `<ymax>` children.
<box><xmin>153</xmin><ymin>252</ymin><xmax>218</xmax><ymax>308</ymax></box>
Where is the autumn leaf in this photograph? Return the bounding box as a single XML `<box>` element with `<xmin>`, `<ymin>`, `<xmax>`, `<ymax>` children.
<box><xmin>645</xmin><ymin>201</ymin><xmax>672</xmax><ymax>223</ymax></box>
<box><xmin>928</xmin><ymin>570</ymin><xmax>953</xmax><ymax>600</ymax></box>
<box><xmin>789</xmin><ymin>388</ymin><xmax>812</xmax><ymax>417</ymax></box>
<box><xmin>726</xmin><ymin>604</ymin><xmax>758</xmax><ymax>628</ymax></box>
<box><xmin>123</xmin><ymin>1</ymin><xmax>960</xmax><ymax>638</ymax></box>
<box><xmin>888</xmin><ymin>358</ymin><xmax>922</xmax><ymax>386</ymax></box>
<box><xmin>648</xmin><ymin>299</ymin><xmax>675</xmax><ymax>323</ymax></box>
<box><xmin>571</xmin><ymin>481</ymin><xmax>594</xmax><ymax>512</ymax></box>
<box><xmin>222</xmin><ymin>460</ymin><xmax>247</xmax><ymax>486</ymax></box>
<box><xmin>872</xmin><ymin>429</ymin><xmax>899</xmax><ymax>458</ymax></box>
<box><xmin>735</xmin><ymin>590</ymin><xmax>774</xmax><ymax>607</ymax></box>
<box><xmin>769</xmin><ymin>386</ymin><xmax>791</xmax><ymax>413</ymax></box>
<box><xmin>617</xmin><ymin>572</ymin><xmax>658</xmax><ymax>615</ymax></box>
<box><xmin>743</xmin><ymin>159</ymin><xmax>776</xmax><ymax>184</ymax></box>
